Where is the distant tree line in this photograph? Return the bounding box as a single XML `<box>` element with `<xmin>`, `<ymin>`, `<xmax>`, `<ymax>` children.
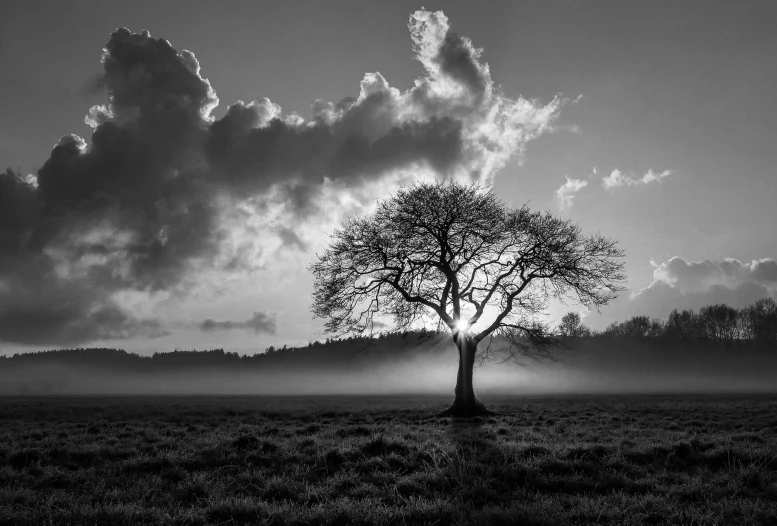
<box><xmin>558</xmin><ymin>297</ymin><xmax>777</xmax><ymax>345</ymax></box>
<box><xmin>0</xmin><ymin>329</ymin><xmax>449</xmax><ymax>371</ymax></box>
<box><xmin>0</xmin><ymin>301</ymin><xmax>774</xmax><ymax>374</ymax></box>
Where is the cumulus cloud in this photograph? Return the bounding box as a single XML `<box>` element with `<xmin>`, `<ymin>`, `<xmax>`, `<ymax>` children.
<box><xmin>652</xmin><ymin>257</ymin><xmax>777</xmax><ymax>293</ymax></box>
<box><xmin>601</xmin><ymin>168</ymin><xmax>673</xmax><ymax>190</ymax></box>
<box><xmin>206</xmin><ymin>9</ymin><xmax>566</xmax><ymax>202</ymax></box>
<box><xmin>0</xmin><ymin>10</ymin><xmax>565</xmax><ymax>345</ymax></box>
<box><xmin>555</xmin><ymin>175</ymin><xmax>588</xmax><ymax>210</ymax></box>
<box><xmin>586</xmin><ymin>256</ymin><xmax>777</xmax><ymax>329</ymax></box>
<box><xmin>199</xmin><ymin>311</ymin><xmax>277</xmax><ymax>334</ymax></box>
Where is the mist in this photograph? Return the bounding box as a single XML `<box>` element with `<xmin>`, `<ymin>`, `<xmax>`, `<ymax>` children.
<box><xmin>2</xmin><ymin>337</ymin><xmax>774</xmax><ymax>397</ymax></box>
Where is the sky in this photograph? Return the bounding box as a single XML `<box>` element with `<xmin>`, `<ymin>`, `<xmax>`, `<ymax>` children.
<box><xmin>0</xmin><ymin>0</ymin><xmax>775</xmax><ymax>355</ymax></box>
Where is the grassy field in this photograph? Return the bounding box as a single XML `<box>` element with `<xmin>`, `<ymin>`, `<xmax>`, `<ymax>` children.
<box><xmin>0</xmin><ymin>395</ymin><xmax>775</xmax><ymax>525</ymax></box>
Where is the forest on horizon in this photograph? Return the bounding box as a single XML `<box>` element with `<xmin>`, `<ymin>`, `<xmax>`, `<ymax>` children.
<box><xmin>0</xmin><ymin>297</ymin><xmax>774</xmax><ymax>397</ymax></box>
<box><xmin>2</xmin><ymin>296</ymin><xmax>776</xmax><ymax>363</ymax></box>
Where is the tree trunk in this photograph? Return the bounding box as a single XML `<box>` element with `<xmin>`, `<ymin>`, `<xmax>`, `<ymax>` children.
<box><xmin>439</xmin><ymin>333</ymin><xmax>492</xmax><ymax>417</ymax></box>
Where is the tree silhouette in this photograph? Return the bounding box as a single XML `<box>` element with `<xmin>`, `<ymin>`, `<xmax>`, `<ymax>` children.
<box><xmin>602</xmin><ymin>315</ymin><xmax>664</xmax><ymax>338</ymax></box>
<box><xmin>665</xmin><ymin>309</ymin><xmax>703</xmax><ymax>340</ymax></box>
<box><xmin>310</xmin><ymin>180</ymin><xmax>626</xmax><ymax>416</ymax></box>
<box><xmin>558</xmin><ymin>312</ymin><xmax>591</xmax><ymax>337</ymax></box>
<box><xmin>699</xmin><ymin>304</ymin><xmax>740</xmax><ymax>344</ymax></box>
<box><xmin>740</xmin><ymin>297</ymin><xmax>777</xmax><ymax>343</ymax></box>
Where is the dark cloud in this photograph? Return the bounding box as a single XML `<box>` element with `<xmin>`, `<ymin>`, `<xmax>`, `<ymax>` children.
<box><xmin>328</xmin><ymin>117</ymin><xmax>463</xmax><ymax>180</ymax></box>
<box><xmin>0</xmin><ymin>10</ymin><xmax>562</xmax><ymax>345</ymax></box>
<box><xmin>0</xmin><ymin>257</ymin><xmax>168</xmax><ymax>345</ymax></box>
<box><xmin>204</xmin><ymin>99</ymin><xmax>465</xmax><ymax>204</ymax></box>
<box><xmin>408</xmin><ymin>9</ymin><xmax>491</xmax><ymax>104</ymax></box>
<box><xmin>0</xmin><ymin>28</ymin><xmax>221</xmax><ymax>344</ymax></box>
<box><xmin>0</xmin><ymin>168</ymin><xmax>39</xmax><ymax>258</ymax></box>
<box><xmin>751</xmin><ymin>259</ymin><xmax>777</xmax><ymax>284</ymax></box>
<box><xmin>275</xmin><ymin>226</ymin><xmax>308</xmax><ymax>251</ymax></box>
<box><xmin>199</xmin><ymin>311</ymin><xmax>277</xmax><ymax>334</ymax></box>
<box><xmin>204</xmin><ymin>9</ymin><xmax>562</xmax><ymax>205</ymax></box>
<box><xmin>35</xmin><ymin>26</ymin><xmax>223</xmax><ymax>293</ymax></box>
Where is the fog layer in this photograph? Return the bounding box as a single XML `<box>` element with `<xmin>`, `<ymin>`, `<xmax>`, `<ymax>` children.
<box><xmin>1</xmin><ymin>337</ymin><xmax>774</xmax><ymax>396</ymax></box>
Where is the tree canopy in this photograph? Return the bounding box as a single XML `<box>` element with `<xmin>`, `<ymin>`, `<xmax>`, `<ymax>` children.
<box><xmin>310</xmin><ymin>180</ymin><xmax>626</xmax><ymax>415</ymax></box>
<box><xmin>311</xmin><ymin>180</ymin><xmax>625</xmax><ymax>356</ymax></box>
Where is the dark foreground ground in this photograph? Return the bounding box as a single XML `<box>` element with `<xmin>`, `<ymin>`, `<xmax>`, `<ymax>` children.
<box><xmin>0</xmin><ymin>395</ymin><xmax>776</xmax><ymax>525</ymax></box>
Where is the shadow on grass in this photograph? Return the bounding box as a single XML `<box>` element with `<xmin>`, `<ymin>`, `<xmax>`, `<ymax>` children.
<box><xmin>439</xmin><ymin>416</ymin><xmax>530</xmax><ymax>509</ymax></box>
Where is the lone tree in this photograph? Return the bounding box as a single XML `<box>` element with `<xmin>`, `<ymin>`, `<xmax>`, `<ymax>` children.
<box><xmin>310</xmin><ymin>181</ymin><xmax>625</xmax><ymax>416</ymax></box>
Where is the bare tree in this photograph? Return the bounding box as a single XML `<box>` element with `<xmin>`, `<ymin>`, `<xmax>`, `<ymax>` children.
<box><xmin>310</xmin><ymin>180</ymin><xmax>626</xmax><ymax>416</ymax></box>
<box><xmin>602</xmin><ymin>315</ymin><xmax>665</xmax><ymax>338</ymax></box>
<box><xmin>665</xmin><ymin>308</ymin><xmax>704</xmax><ymax>341</ymax></box>
<box><xmin>558</xmin><ymin>312</ymin><xmax>591</xmax><ymax>337</ymax></box>
<box><xmin>699</xmin><ymin>304</ymin><xmax>740</xmax><ymax>345</ymax></box>
<box><xmin>740</xmin><ymin>298</ymin><xmax>777</xmax><ymax>343</ymax></box>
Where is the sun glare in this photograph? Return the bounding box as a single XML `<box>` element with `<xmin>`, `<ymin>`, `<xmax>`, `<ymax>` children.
<box><xmin>456</xmin><ymin>319</ymin><xmax>469</xmax><ymax>332</ymax></box>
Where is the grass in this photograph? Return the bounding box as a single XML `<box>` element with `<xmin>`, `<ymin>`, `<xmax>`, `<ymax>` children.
<box><xmin>0</xmin><ymin>395</ymin><xmax>776</xmax><ymax>525</ymax></box>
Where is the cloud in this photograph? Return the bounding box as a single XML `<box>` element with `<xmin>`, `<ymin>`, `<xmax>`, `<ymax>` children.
<box><xmin>640</xmin><ymin>169</ymin><xmax>673</xmax><ymax>184</ymax></box>
<box><xmin>652</xmin><ymin>256</ymin><xmax>777</xmax><ymax>293</ymax></box>
<box><xmin>555</xmin><ymin>175</ymin><xmax>588</xmax><ymax>210</ymax></box>
<box><xmin>586</xmin><ymin>256</ymin><xmax>777</xmax><ymax>329</ymax></box>
<box><xmin>601</xmin><ymin>169</ymin><xmax>631</xmax><ymax>189</ymax></box>
<box><xmin>0</xmin><ymin>10</ymin><xmax>565</xmax><ymax>345</ymax></box>
<box><xmin>199</xmin><ymin>311</ymin><xmax>277</xmax><ymax>334</ymax></box>
<box><xmin>206</xmin><ymin>9</ymin><xmax>567</xmax><ymax>202</ymax></box>
<box><xmin>601</xmin><ymin>168</ymin><xmax>673</xmax><ymax>190</ymax></box>
<box><xmin>0</xmin><ymin>27</ymin><xmax>224</xmax><ymax>345</ymax></box>
<box><xmin>275</xmin><ymin>226</ymin><xmax>308</xmax><ymax>251</ymax></box>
